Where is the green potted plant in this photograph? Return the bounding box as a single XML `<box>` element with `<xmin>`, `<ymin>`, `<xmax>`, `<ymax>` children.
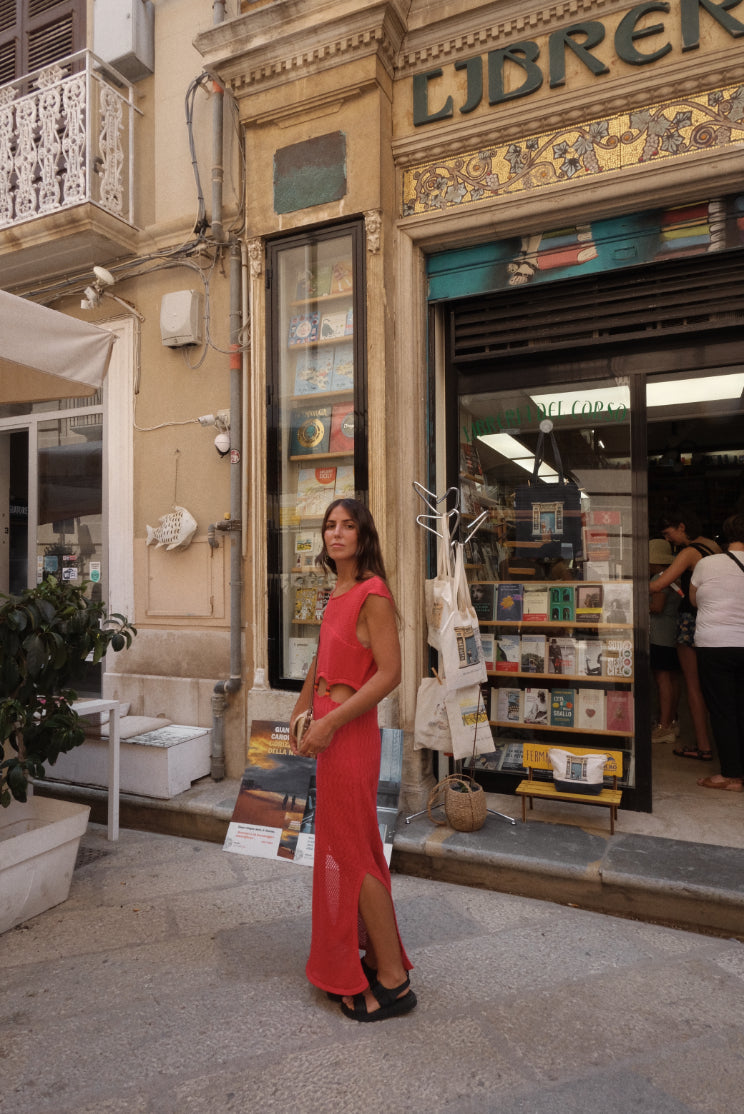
<box><xmin>0</xmin><ymin>576</ymin><xmax>136</xmax><ymax>932</ymax></box>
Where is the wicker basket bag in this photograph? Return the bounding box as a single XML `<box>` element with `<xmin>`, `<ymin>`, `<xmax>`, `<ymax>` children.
<box><xmin>427</xmin><ymin>772</ymin><xmax>487</xmax><ymax>833</ymax></box>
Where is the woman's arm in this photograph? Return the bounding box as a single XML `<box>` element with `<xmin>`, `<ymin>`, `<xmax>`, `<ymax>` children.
<box><xmin>297</xmin><ymin>593</ymin><xmax>401</xmax><ymax>758</ymax></box>
<box><xmin>648</xmin><ymin>547</ymin><xmax>696</xmax><ymax>592</ymax></box>
<box><xmin>649</xmin><ymin>586</ymin><xmax>667</xmax><ymax>614</ymax></box>
<box><xmin>288</xmin><ymin>655</ymin><xmax>317</xmax><ymax>755</ymax></box>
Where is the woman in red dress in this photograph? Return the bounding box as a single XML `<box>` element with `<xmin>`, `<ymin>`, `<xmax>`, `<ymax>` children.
<box><xmin>289</xmin><ymin>498</ymin><xmax>416</xmax><ymax>1022</ymax></box>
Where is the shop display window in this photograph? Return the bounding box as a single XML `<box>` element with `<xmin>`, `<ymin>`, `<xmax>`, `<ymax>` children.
<box><xmin>266</xmin><ymin>223</ymin><xmax>366</xmax><ymax>689</ymax></box>
<box><xmin>457</xmin><ymin>379</ymin><xmax>635</xmax><ymax>787</ymax></box>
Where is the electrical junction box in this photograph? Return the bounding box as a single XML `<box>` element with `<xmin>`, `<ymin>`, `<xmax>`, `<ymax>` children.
<box><xmin>93</xmin><ymin>0</ymin><xmax>155</xmax><ymax>83</ymax></box>
<box><xmin>160</xmin><ymin>291</ymin><xmax>204</xmax><ymax>348</ymax></box>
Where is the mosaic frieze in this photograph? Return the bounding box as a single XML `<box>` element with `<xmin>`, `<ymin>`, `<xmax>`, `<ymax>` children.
<box><xmin>402</xmin><ymin>84</ymin><xmax>744</xmax><ymax>217</ymax></box>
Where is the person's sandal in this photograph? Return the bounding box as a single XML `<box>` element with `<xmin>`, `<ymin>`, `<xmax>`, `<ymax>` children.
<box><xmin>326</xmin><ymin>957</ymin><xmax>378</xmax><ymax>1002</ymax></box>
<box><xmin>673</xmin><ymin>746</ymin><xmax>712</xmax><ymax>761</ymax></box>
<box><xmin>340</xmin><ymin>975</ymin><xmax>417</xmax><ymax>1022</ymax></box>
<box><xmin>697</xmin><ymin>776</ymin><xmax>744</xmax><ymax>791</ymax></box>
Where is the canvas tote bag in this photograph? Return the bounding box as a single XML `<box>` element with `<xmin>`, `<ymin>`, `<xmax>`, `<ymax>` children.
<box><xmin>514</xmin><ymin>429</ymin><xmax>582</xmax><ymax>561</ymax></box>
<box><xmin>439</xmin><ymin>543</ymin><xmax>488</xmax><ymax>690</ymax></box>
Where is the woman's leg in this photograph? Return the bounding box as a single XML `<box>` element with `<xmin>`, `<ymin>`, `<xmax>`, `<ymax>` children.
<box><xmin>697</xmin><ymin>647</ymin><xmax>743</xmax><ymax>782</ymax></box>
<box><xmin>677</xmin><ymin>643</ymin><xmax>712</xmax><ymax>753</ymax></box>
<box><xmin>343</xmin><ymin>874</ymin><xmax>408</xmax><ymax>1012</ymax></box>
<box><xmin>653</xmin><ymin>668</ymin><xmax>679</xmax><ymax>728</ymax></box>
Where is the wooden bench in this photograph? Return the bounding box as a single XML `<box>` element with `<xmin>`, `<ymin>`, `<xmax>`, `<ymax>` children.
<box><xmin>514</xmin><ymin>743</ymin><xmax>623</xmax><ymax>834</ymax></box>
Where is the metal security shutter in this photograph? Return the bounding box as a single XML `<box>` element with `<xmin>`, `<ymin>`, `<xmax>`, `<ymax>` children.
<box><xmin>0</xmin><ymin>0</ymin><xmax>84</xmax><ymax>86</ymax></box>
<box><xmin>449</xmin><ymin>250</ymin><xmax>744</xmax><ymax>367</ymax></box>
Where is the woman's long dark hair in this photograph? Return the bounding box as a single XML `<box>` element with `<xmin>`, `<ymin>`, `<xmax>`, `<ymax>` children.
<box><xmin>317</xmin><ymin>498</ymin><xmax>389</xmax><ymax>582</ymax></box>
<box><xmin>659</xmin><ymin>504</ymin><xmax>703</xmax><ymax>541</ymax></box>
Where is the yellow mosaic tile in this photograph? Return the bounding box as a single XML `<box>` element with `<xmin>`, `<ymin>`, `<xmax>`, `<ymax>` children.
<box><xmin>402</xmin><ymin>84</ymin><xmax>744</xmax><ymax>216</ymax></box>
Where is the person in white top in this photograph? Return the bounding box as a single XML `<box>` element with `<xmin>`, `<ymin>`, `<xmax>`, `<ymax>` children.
<box><xmin>689</xmin><ymin>513</ymin><xmax>744</xmax><ymax>792</ymax></box>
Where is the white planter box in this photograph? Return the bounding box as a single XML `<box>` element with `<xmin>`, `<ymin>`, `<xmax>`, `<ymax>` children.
<box><xmin>0</xmin><ymin>795</ymin><xmax>90</xmax><ymax>934</ymax></box>
<box><xmin>46</xmin><ymin>724</ymin><xmax>211</xmax><ymax>799</ymax></box>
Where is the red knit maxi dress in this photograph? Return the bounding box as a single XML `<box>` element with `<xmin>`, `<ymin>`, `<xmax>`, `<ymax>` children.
<box><xmin>305</xmin><ymin>576</ymin><xmax>413</xmax><ymax>997</ymax></box>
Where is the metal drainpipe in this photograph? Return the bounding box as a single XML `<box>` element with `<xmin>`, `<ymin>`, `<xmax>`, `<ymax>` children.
<box><xmin>210</xmin><ymin>0</ymin><xmax>225</xmax><ymax>243</ymax></box>
<box><xmin>210</xmin><ymin>245</ymin><xmax>243</xmax><ymax>779</ymax></box>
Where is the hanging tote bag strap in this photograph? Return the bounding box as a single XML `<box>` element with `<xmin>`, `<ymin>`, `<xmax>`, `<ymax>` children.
<box><xmin>530</xmin><ymin>430</ymin><xmax>566</xmax><ymax>486</ymax></box>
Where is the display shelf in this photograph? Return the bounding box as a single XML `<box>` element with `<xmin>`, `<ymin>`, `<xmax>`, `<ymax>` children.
<box><xmin>288</xmin><ymin>390</ymin><xmax>352</xmax><ymax>404</ymax></box>
<box><xmin>488</xmin><ymin>670</ymin><xmax>634</xmax><ymax>683</ymax></box>
<box><xmin>290</xmin><ymin>292</ymin><xmax>353</xmax><ymax>308</ymax></box>
<box><xmin>289</xmin><ymin>451</ymin><xmax>352</xmax><ymax>463</ymax></box>
<box><xmin>489</xmin><ymin>721</ymin><xmax>632</xmax><ymax>737</ymax></box>
<box><xmin>484</xmin><ymin>620</ymin><xmax>633</xmax><ymax>630</ymax></box>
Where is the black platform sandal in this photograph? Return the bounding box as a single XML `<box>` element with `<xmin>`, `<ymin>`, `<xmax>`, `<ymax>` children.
<box><xmin>326</xmin><ymin>957</ymin><xmax>379</xmax><ymax>1002</ymax></box>
<box><xmin>340</xmin><ymin>976</ymin><xmax>417</xmax><ymax>1022</ymax></box>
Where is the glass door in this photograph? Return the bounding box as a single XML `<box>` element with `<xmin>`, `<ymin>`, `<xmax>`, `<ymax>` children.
<box><xmin>457</xmin><ymin>376</ymin><xmax>636</xmax><ymax>789</ymax></box>
<box><xmin>266</xmin><ymin>221</ymin><xmax>366</xmax><ymax>689</ymax></box>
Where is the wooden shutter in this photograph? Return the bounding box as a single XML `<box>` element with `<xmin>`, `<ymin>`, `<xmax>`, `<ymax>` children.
<box><xmin>0</xmin><ymin>0</ymin><xmax>84</xmax><ymax>86</ymax></box>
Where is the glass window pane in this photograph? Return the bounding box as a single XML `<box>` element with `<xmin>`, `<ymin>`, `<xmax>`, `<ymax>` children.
<box><xmin>459</xmin><ymin>376</ymin><xmax>634</xmax><ymax>787</ymax></box>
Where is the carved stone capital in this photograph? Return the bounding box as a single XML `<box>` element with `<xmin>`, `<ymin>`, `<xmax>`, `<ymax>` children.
<box><xmin>365</xmin><ymin>209</ymin><xmax>382</xmax><ymax>253</ymax></box>
<box><xmin>246</xmin><ymin>237</ymin><xmax>263</xmax><ymax>278</ymax></box>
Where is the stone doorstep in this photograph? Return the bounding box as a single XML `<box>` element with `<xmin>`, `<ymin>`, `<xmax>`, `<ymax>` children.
<box><xmin>45</xmin><ymin>726</ymin><xmax>212</xmax><ymax>800</ymax></box>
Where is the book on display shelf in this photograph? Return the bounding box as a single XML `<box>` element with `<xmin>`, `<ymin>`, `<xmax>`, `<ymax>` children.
<box><xmin>601</xmin><ymin>583</ymin><xmax>633</xmax><ymax>626</ymax></box>
<box><xmin>314</xmin><ymin>587</ymin><xmax>332</xmax><ymax>621</ymax></box>
<box><xmin>293</xmin><ymin>585</ymin><xmax>318</xmax><ymax>623</ymax></box>
<box><xmin>460</xmin><ymin>441</ymin><xmax>484</xmax><ymax>481</ymax></box>
<box><xmin>605</xmin><ymin>690</ymin><xmax>634</xmax><ymax>733</ymax></box>
<box><xmin>549</xmin><ymin>688</ymin><xmax>576</xmax><ymax>729</ymax></box>
<box><xmin>547</xmin><ymin>636</ymin><xmax>576</xmax><ymax>675</ymax></box>
<box><xmin>288</xmin><ymin>312</ymin><xmax>319</xmax><ymax>346</ymax></box>
<box><xmin>296</xmin><ymin>466</ymin><xmax>337</xmax><ymax>518</ymax></box>
<box><xmin>287</xmin><ymin>637</ymin><xmax>317</xmax><ymax>680</ymax></box>
<box><xmin>575</xmin><ymin>584</ymin><xmax>603</xmax><ymax>623</ymax></box>
<box><xmin>576</xmin><ymin>639</ymin><xmax>603</xmax><ymax>677</ymax></box>
<box><xmin>496</xmin><ymin>583</ymin><xmax>523</xmax><ymax>621</ymax></box>
<box><xmin>522</xmin><ymin>584</ymin><xmax>549</xmax><ymax>622</ymax></box>
<box><xmin>293</xmin><ymin>348</ymin><xmax>335</xmax><ymax>395</ymax></box>
<box><xmin>319</xmin><ymin>311</ymin><xmax>349</xmax><ymax>341</ymax></box>
<box><xmin>329</xmin><ymin>258</ymin><xmax>353</xmax><ymax>294</ymax></box>
<box><xmin>334</xmin><ymin>464</ymin><xmax>355</xmax><ymax>500</ymax></box>
<box><xmin>294</xmin><ymin>530</ymin><xmax>321</xmax><ymax>570</ymax></box>
<box><xmin>602</xmin><ymin>638</ymin><xmax>633</xmax><ymax>678</ymax></box>
<box><xmin>330</xmin><ymin>342</ymin><xmax>354</xmax><ymax>390</ymax></box>
<box><xmin>549</xmin><ymin>585</ymin><xmax>574</xmax><ymax>622</ymax></box>
<box><xmin>480</xmin><ymin>632</ymin><xmax>495</xmax><ymax>671</ymax></box>
<box><xmin>495</xmin><ymin>634</ymin><xmax>520</xmax><ymax>672</ymax></box>
<box><xmin>588</xmin><ymin>509</ymin><xmax>621</xmax><ymax>527</ymax></box>
<box><xmin>295</xmin><ymin>264</ymin><xmax>333</xmax><ymax>300</ymax></box>
<box><xmin>520</xmin><ymin>633</ymin><xmax>546</xmax><ymax>674</ymax></box>
<box><xmin>290</xmin><ymin>405</ymin><xmax>332</xmax><ymax>457</ymax></box>
<box><xmin>494</xmin><ymin>687</ymin><xmax>523</xmax><ymax>723</ymax></box>
<box><xmin>576</xmin><ymin>688</ymin><xmax>606</xmax><ymax>731</ymax></box>
<box><xmin>329</xmin><ymin>401</ymin><xmax>354</xmax><ymax>454</ymax></box>
<box><xmin>469</xmin><ymin>582</ymin><xmax>496</xmax><ymax>623</ymax></box>
<box><xmin>523</xmin><ymin>686</ymin><xmax>549</xmax><ymax>725</ymax></box>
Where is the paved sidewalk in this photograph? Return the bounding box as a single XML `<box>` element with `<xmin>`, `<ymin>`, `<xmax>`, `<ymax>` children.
<box><xmin>4</xmin><ymin>825</ymin><xmax>744</xmax><ymax>1114</ymax></box>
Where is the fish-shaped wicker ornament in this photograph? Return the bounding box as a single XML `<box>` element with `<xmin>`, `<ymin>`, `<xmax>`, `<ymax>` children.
<box><xmin>145</xmin><ymin>505</ymin><xmax>198</xmax><ymax>551</ymax></box>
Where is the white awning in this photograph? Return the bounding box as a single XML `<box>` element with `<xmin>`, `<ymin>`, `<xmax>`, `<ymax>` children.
<box><xmin>0</xmin><ymin>289</ymin><xmax>116</xmax><ymax>403</ymax></box>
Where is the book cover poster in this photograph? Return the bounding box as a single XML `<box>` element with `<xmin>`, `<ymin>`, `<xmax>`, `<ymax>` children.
<box><xmin>331</xmin><ymin>342</ymin><xmax>354</xmax><ymax>390</ymax></box>
<box><xmin>495</xmin><ymin>633</ymin><xmax>520</xmax><ymax>672</ymax></box>
<box><xmin>496</xmin><ymin>583</ymin><xmax>523</xmax><ymax>621</ymax></box>
<box><xmin>319</xmin><ymin>311</ymin><xmax>348</xmax><ymax>340</ymax></box>
<box><xmin>329</xmin><ymin>401</ymin><xmax>354</xmax><ymax>453</ymax></box>
<box><xmin>520</xmin><ymin>633</ymin><xmax>546</xmax><ymax>673</ymax></box>
<box><xmin>550</xmin><ymin>688</ymin><xmax>576</xmax><ymax>728</ymax></box>
<box><xmin>329</xmin><ymin>258</ymin><xmax>353</xmax><ymax>293</ymax></box>
<box><xmin>606</xmin><ymin>690</ymin><xmax>634</xmax><ymax>733</ymax></box>
<box><xmin>290</xmin><ymin>405</ymin><xmax>332</xmax><ymax>456</ymax></box>
<box><xmin>523</xmin><ymin>686</ymin><xmax>549</xmax><ymax>725</ymax></box>
<box><xmin>296</xmin><ymin>466</ymin><xmax>337</xmax><ymax>517</ymax></box>
<box><xmin>287</xmin><ymin>637</ymin><xmax>317</xmax><ymax>680</ymax></box>
<box><xmin>223</xmin><ymin>720</ymin><xmax>315</xmax><ymax>861</ymax></box>
<box><xmin>294</xmin><ymin>530</ymin><xmax>321</xmax><ymax>569</ymax></box>
<box><xmin>576</xmin><ymin>688</ymin><xmax>606</xmax><ymax>730</ymax></box>
<box><xmin>293</xmin><ymin>585</ymin><xmax>317</xmax><ymax>622</ymax></box>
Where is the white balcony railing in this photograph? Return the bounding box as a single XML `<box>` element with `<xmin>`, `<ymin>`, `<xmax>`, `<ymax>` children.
<box><xmin>0</xmin><ymin>51</ymin><xmax>137</xmax><ymax>231</ymax></box>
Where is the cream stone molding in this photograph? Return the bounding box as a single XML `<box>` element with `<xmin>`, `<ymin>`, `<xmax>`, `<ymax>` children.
<box><xmin>401</xmin><ymin>81</ymin><xmax>744</xmax><ymax>219</ymax></box>
<box><xmin>398</xmin><ymin>0</ymin><xmax>620</xmax><ymax>71</ymax></box>
<box><xmin>196</xmin><ymin>2</ymin><xmax>406</xmax><ymax>97</ymax></box>
<box><xmin>246</xmin><ymin>236</ymin><xmax>263</xmax><ymax>279</ymax></box>
<box><xmin>365</xmin><ymin>210</ymin><xmax>383</xmax><ymax>253</ymax></box>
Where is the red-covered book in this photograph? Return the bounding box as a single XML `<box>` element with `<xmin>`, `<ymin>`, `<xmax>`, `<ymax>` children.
<box><xmin>329</xmin><ymin>401</ymin><xmax>354</xmax><ymax>453</ymax></box>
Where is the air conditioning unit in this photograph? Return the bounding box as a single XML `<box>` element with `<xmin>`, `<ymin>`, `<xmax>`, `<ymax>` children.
<box><xmin>93</xmin><ymin>0</ymin><xmax>154</xmax><ymax>83</ymax></box>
